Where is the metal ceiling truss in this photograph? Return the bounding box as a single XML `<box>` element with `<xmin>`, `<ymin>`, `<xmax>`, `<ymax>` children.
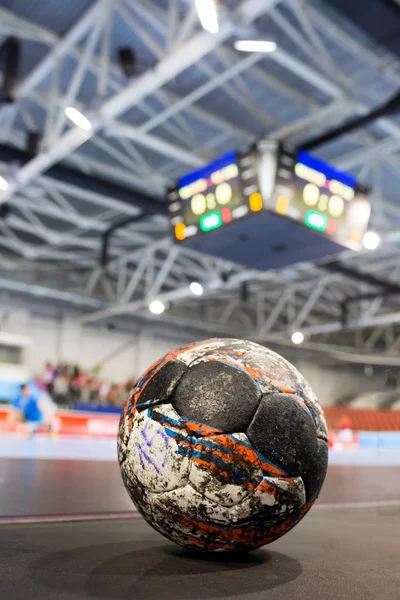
<box><xmin>1</xmin><ymin>0</ymin><xmax>400</xmax><ymax>348</ymax></box>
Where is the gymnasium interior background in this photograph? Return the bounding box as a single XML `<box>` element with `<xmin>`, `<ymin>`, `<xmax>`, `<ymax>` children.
<box><xmin>2</xmin><ymin>2</ymin><xmax>400</xmax><ymax>598</ymax></box>
<box><xmin>0</xmin><ymin>0</ymin><xmax>400</xmax><ymax>527</ymax></box>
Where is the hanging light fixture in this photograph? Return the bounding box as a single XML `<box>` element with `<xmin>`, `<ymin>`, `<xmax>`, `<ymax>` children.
<box><xmin>195</xmin><ymin>0</ymin><xmax>219</xmax><ymax>34</ymax></box>
<box><xmin>64</xmin><ymin>106</ymin><xmax>92</xmax><ymax>131</ymax></box>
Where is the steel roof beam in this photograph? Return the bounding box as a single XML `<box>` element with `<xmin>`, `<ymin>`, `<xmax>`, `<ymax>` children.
<box><xmin>16</xmin><ymin>2</ymin><xmax>103</xmax><ymax>98</ymax></box>
<box><xmin>0</xmin><ymin>143</ymin><xmax>166</xmax><ymax>214</ymax></box>
<box><xmin>3</xmin><ymin>0</ymin><xmax>281</xmax><ymax>203</ymax></box>
<box><xmin>335</xmin><ymin>137</ymin><xmax>400</xmax><ymax>170</ymax></box>
<box><xmin>1</xmin><ymin>5</ymin><xmax>247</xmax><ymax>168</ymax></box>
<box><xmin>0</xmin><ymin>276</ymin><xmax>106</xmax><ymax>309</ymax></box>
<box><xmin>11</xmin><ymin>193</ymin><xmax>152</xmax><ymax>245</ymax></box>
<box><xmin>0</xmin><ymin>6</ymin><xmax>57</xmax><ymax>45</ymax></box>
<box><xmin>104</xmin><ymin>123</ymin><xmax>205</xmax><ymax>168</ymax></box>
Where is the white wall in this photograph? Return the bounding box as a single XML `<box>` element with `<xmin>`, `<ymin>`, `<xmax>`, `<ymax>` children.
<box><xmin>28</xmin><ymin>316</ymin><xmax>60</xmax><ymax>375</ymax></box>
<box><xmin>0</xmin><ymin>307</ymin><xmax>374</xmax><ymax>404</ymax></box>
<box><xmin>292</xmin><ymin>359</ymin><xmax>373</xmax><ymax>406</ymax></box>
<box><xmin>0</xmin><ymin>308</ymin><xmax>183</xmax><ymax>383</ymax></box>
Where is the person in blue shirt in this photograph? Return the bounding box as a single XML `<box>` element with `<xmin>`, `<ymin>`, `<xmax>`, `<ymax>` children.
<box><xmin>8</xmin><ymin>383</ymin><xmax>56</xmax><ymax>435</ymax></box>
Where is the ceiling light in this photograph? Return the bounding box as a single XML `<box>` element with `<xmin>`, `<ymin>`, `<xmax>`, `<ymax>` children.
<box><xmin>64</xmin><ymin>106</ymin><xmax>92</xmax><ymax>131</ymax></box>
<box><xmin>190</xmin><ymin>281</ymin><xmax>204</xmax><ymax>296</ymax></box>
<box><xmin>195</xmin><ymin>0</ymin><xmax>219</xmax><ymax>34</ymax></box>
<box><xmin>362</xmin><ymin>231</ymin><xmax>381</xmax><ymax>251</ymax></box>
<box><xmin>291</xmin><ymin>331</ymin><xmax>304</xmax><ymax>345</ymax></box>
<box><xmin>0</xmin><ymin>176</ymin><xmax>9</xmax><ymax>191</ymax></box>
<box><xmin>149</xmin><ymin>300</ymin><xmax>166</xmax><ymax>315</ymax></box>
<box><xmin>234</xmin><ymin>40</ymin><xmax>277</xmax><ymax>53</ymax></box>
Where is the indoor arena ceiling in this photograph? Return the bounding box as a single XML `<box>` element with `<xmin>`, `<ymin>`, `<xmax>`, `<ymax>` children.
<box><xmin>1</xmin><ymin>0</ymin><xmax>400</xmax><ymax>355</ymax></box>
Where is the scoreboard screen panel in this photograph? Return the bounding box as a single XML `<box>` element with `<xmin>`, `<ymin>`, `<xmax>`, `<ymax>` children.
<box><xmin>272</xmin><ymin>149</ymin><xmax>371</xmax><ymax>250</ymax></box>
<box><xmin>168</xmin><ymin>142</ymin><xmax>371</xmax><ymax>253</ymax></box>
<box><xmin>168</xmin><ymin>148</ymin><xmax>262</xmax><ymax>242</ymax></box>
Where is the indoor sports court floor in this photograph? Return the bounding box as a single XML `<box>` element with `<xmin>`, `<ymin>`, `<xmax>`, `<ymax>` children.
<box><xmin>1</xmin><ymin>435</ymin><xmax>399</xmax><ymax>600</ymax></box>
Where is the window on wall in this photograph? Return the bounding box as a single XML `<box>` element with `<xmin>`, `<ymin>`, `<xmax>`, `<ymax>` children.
<box><xmin>0</xmin><ymin>344</ymin><xmax>22</xmax><ymax>365</ymax></box>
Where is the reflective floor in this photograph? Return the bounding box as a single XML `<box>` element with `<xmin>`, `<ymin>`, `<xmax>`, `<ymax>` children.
<box><xmin>1</xmin><ymin>505</ymin><xmax>399</xmax><ymax>600</ymax></box>
<box><xmin>1</xmin><ymin>434</ymin><xmax>399</xmax><ymax>599</ymax></box>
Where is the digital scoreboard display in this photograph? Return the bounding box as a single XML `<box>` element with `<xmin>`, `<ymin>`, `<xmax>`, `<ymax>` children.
<box><xmin>168</xmin><ymin>148</ymin><xmax>262</xmax><ymax>243</ymax></box>
<box><xmin>271</xmin><ymin>148</ymin><xmax>371</xmax><ymax>250</ymax></box>
<box><xmin>168</xmin><ymin>142</ymin><xmax>371</xmax><ymax>256</ymax></box>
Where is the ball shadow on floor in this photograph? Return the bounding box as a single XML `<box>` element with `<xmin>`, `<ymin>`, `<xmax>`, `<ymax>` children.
<box><xmin>29</xmin><ymin>540</ymin><xmax>302</xmax><ymax>600</ymax></box>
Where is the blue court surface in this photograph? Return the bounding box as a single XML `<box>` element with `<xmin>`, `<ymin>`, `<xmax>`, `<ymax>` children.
<box><xmin>0</xmin><ymin>434</ymin><xmax>118</xmax><ymax>461</ymax></box>
<box><xmin>1</xmin><ymin>433</ymin><xmax>400</xmax><ymax>465</ymax></box>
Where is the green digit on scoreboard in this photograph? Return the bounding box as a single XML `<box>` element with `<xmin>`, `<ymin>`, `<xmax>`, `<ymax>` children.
<box><xmin>305</xmin><ymin>210</ymin><xmax>328</xmax><ymax>232</ymax></box>
<box><xmin>200</xmin><ymin>212</ymin><xmax>223</xmax><ymax>232</ymax></box>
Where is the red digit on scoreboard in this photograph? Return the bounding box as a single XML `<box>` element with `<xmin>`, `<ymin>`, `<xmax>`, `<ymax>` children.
<box><xmin>221</xmin><ymin>208</ymin><xmax>232</xmax><ymax>223</ymax></box>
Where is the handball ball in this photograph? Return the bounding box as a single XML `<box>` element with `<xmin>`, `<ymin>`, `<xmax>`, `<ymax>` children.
<box><xmin>118</xmin><ymin>339</ymin><xmax>328</xmax><ymax>552</ymax></box>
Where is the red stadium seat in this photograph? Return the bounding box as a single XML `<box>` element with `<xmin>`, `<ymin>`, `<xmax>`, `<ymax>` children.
<box><xmin>323</xmin><ymin>406</ymin><xmax>400</xmax><ymax>431</ymax></box>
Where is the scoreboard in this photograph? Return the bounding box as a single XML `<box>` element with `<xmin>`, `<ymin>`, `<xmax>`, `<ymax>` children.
<box><xmin>168</xmin><ymin>141</ymin><xmax>371</xmax><ymax>270</ymax></box>
<box><xmin>270</xmin><ymin>147</ymin><xmax>371</xmax><ymax>251</ymax></box>
<box><xmin>168</xmin><ymin>147</ymin><xmax>261</xmax><ymax>240</ymax></box>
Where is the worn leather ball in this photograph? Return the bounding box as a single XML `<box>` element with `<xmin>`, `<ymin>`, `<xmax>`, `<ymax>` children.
<box><xmin>118</xmin><ymin>338</ymin><xmax>328</xmax><ymax>552</ymax></box>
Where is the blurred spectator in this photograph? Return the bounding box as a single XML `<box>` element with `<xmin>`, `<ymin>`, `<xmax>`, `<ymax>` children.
<box><xmin>340</xmin><ymin>416</ymin><xmax>353</xmax><ymax>430</ymax></box>
<box><xmin>53</xmin><ymin>368</ymin><xmax>69</xmax><ymax>405</ymax></box>
<box><xmin>43</xmin><ymin>362</ymin><xmax>54</xmax><ymax>394</ymax></box>
<box><xmin>99</xmin><ymin>382</ymin><xmax>110</xmax><ymax>404</ymax></box>
<box><xmin>37</xmin><ymin>360</ymin><xmax>135</xmax><ymax>409</ymax></box>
